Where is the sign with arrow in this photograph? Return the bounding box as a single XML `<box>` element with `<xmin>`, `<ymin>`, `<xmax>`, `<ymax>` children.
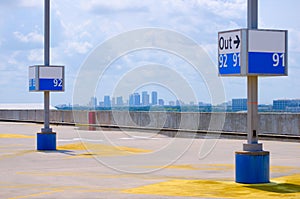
<box><xmin>218</xmin><ymin>29</ymin><xmax>242</xmax><ymax>75</ymax></box>
<box><xmin>218</xmin><ymin>29</ymin><xmax>287</xmax><ymax>76</ymax></box>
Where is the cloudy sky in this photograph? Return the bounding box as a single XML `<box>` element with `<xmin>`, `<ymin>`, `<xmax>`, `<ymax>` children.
<box><xmin>0</xmin><ymin>0</ymin><xmax>299</xmax><ymax>106</ymax></box>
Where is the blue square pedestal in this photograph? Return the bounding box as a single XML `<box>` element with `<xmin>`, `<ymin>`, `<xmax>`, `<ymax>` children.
<box><xmin>37</xmin><ymin>132</ymin><xmax>56</xmax><ymax>150</ymax></box>
<box><xmin>235</xmin><ymin>151</ymin><xmax>270</xmax><ymax>184</ymax></box>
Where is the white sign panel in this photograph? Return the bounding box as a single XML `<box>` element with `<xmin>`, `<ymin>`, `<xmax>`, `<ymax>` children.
<box><xmin>218</xmin><ymin>29</ymin><xmax>243</xmax><ymax>75</ymax></box>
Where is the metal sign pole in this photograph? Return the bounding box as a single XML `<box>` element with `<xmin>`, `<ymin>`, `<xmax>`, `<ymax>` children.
<box><xmin>42</xmin><ymin>0</ymin><xmax>52</xmax><ymax>133</ymax></box>
<box><xmin>245</xmin><ymin>0</ymin><xmax>261</xmax><ymax>150</ymax></box>
<box><xmin>36</xmin><ymin>0</ymin><xmax>56</xmax><ymax>151</ymax></box>
<box><xmin>235</xmin><ymin>0</ymin><xmax>269</xmax><ymax>184</ymax></box>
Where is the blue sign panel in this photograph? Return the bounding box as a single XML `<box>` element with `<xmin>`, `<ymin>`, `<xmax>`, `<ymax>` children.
<box><xmin>39</xmin><ymin>79</ymin><xmax>63</xmax><ymax>91</ymax></box>
<box><xmin>219</xmin><ymin>53</ymin><xmax>241</xmax><ymax>75</ymax></box>
<box><xmin>29</xmin><ymin>79</ymin><xmax>36</xmax><ymax>91</ymax></box>
<box><xmin>248</xmin><ymin>52</ymin><xmax>286</xmax><ymax>74</ymax></box>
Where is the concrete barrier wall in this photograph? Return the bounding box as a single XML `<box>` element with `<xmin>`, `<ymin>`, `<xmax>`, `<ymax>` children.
<box><xmin>0</xmin><ymin>110</ymin><xmax>299</xmax><ymax>135</ymax></box>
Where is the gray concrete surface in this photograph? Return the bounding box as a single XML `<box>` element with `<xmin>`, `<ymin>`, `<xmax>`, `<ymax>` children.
<box><xmin>0</xmin><ymin>121</ymin><xmax>299</xmax><ymax>198</ymax></box>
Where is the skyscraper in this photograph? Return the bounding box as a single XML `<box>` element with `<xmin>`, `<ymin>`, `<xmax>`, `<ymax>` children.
<box><xmin>129</xmin><ymin>93</ymin><xmax>140</xmax><ymax>106</ymax></box>
<box><xmin>111</xmin><ymin>97</ymin><xmax>115</xmax><ymax>106</ymax></box>
<box><xmin>116</xmin><ymin>96</ymin><xmax>123</xmax><ymax>106</ymax></box>
<box><xmin>142</xmin><ymin>91</ymin><xmax>150</xmax><ymax>106</ymax></box>
<box><xmin>232</xmin><ymin>98</ymin><xmax>247</xmax><ymax>112</ymax></box>
<box><xmin>129</xmin><ymin>94</ymin><xmax>134</xmax><ymax>106</ymax></box>
<box><xmin>151</xmin><ymin>91</ymin><xmax>157</xmax><ymax>105</ymax></box>
<box><xmin>89</xmin><ymin>97</ymin><xmax>97</xmax><ymax>108</ymax></box>
<box><xmin>133</xmin><ymin>93</ymin><xmax>140</xmax><ymax>106</ymax></box>
<box><xmin>104</xmin><ymin>95</ymin><xmax>111</xmax><ymax>107</ymax></box>
<box><xmin>158</xmin><ymin>99</ymin><xmax>164</xmax><ymax>106</ymax></box>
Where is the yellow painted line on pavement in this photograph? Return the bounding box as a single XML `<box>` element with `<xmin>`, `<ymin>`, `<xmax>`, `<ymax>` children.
<box><xmin>141</xmin><ymin>164</ymin><xmax>300</xmax><ymax>173</ymax></box>
<box><xmin>0</xmin><ymin>144</ymin><xmax>24</xmax><ymax>148</ymax></box>
<box><xmin>8</xmin><ymin>189</ymin><xmax>63</xmax><ymax>199</ymax></box>
<box><xmin>162</xmin><ymin>164</ymin><xmax>233</xmax><ymax>171</ymax></box>
<box><xmin>123</xmin><ymin>174</ymin><xmax>300</xmax><ymax>198</ymax></box>
<box><xmin>0</xmin><ymin>150</ymin><xmax>34</xmax><ymax>161</ymax></box>
<box><xmin>3</xmin><ymin>183</ymin><xmax>121</xmax><ymax>199</ymax></box>
<box><xmin>57</xmin><ymin>142</ymin><xmax>152</xmax><ymax>158</ymax></box>
<box><xmin>0</xmin><ymin>134</ymin><xmax>34</xmax><ymax>138</ymax></box>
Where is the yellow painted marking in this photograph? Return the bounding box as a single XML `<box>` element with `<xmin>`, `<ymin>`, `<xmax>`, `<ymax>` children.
<box><xmin>165</xmin><ymin>164</ymin><xmax>234</xmax><ymax>171</ymax></box>
<box><xmin>271</xmin><ymin>165</ymin><xmax>299</xmax><ymax>173</ymax></box>
<box><xmin>141</xmin><ymin>164</ymin><xmax>300</xmax><ymax>173</ymax></box>
<box><xmin>1</xmin><ymin>183</ymin><xmax>121</xmax><ymax>199</ymax></box>
<box><xmin>0</xmin><ymin>134</ymin><xmax>34</xmax><ymax>138</ymax></box>
<box><xmin>0</xmin><ymin>144</ymin><xmax>24</xmax><ymax>148</ymax></box>
<box><xmin>57</xmin><ymin>142</ymin><xmax>152</xmax><ymax>158</ymax></box>
<box><xmin>0</xmin><ymin>150</ymin><xmax>34</xmax><ymax>161</ymax></box>
<box><xmin>124</xmin><ymin>174</ymin><xmax>300</xmax><ymax>198</ymax></box>
<box><xmin>9</xmin><ymin>189</ymin><xmax>63</xmax><ymax>199</ymax></box>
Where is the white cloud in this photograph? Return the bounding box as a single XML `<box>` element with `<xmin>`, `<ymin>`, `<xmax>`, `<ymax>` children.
<box><xmin>65</xmin><ymin>41</ymin><xmax>93</xmax><ymax>55</ymax></box>
<box><xmin>19</xmin><ymin>0</ymin><xmax>43</xmax><ymax>8</ymax></box>
<box><xmin>194</xmin><ymin>0</ymin><xmax>246</xmax><ymax>19</ymax></box>
<box><xmin>28</xmin><ymin>49</ymin><xmax>43</xmax><ymax>62</ymax></box>
<box><xmin>82</xmin><ymin>0</ymin><xmax>148</xmax><ymax>12</ymax></box>
<box><xmin>14</xmin><ymin>31</ymin><xmax>43</xmax><ymax>43</ymax></box>
<box><xmin>7</xmin><ymin>51</ymin><xmax>21</xmax><ymax>65</ymax></box>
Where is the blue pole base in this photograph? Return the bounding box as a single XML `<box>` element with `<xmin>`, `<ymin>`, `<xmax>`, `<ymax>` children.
<box><xmin>37</xmin><ymin>132</ymin><xmax>56</xmax><ymax>150</ymax></box>
<box><xmin>235</xmin><ymin>151</ymin><xmax>270</xmax><ymax>184</ymax></box>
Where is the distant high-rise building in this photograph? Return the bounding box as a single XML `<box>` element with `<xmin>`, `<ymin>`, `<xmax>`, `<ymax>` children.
<box><xmin>158</xmin><ymin>99</ymin><xmax>164</xmax><ymax>106</ymax></box>
<box><xmin>129</xmin><ymin>93</ymin><xmax>140</xmax><ymax>106</ymax></box>
<box><xmin>273</xmin><ymin>99</ymin><xmax>300</xmax><ymax>112</ymax></box>
<box><xmin>89</xmin><ymin>97</ymin><xmax>97</xmax><ymax>108</ymax></box>
<box><xmin>99</xmin><ymin>101</ymin><xmax>104</xmax><ymax>107</ymax></box>
<box><xmin>111</xmin><ymin>97</ymin><xmax>116</xmax><ymax>106</ymax></box>
<box><xmin>116</xmin><ymin>96</ymin><xmax>123</xmax><ymax>106</ymax></box>
<box><xmin>142</xmin><ymin>91</ymin><xmax>150</xmax><ymax>106</ymax></box>
<box><xmin>232</xmin><ymin>98</ymin><xmax>247</xmax><ymax>112</ymax></box>
<box><xmin>134</xmin><ymin>93</ymin><xmax>140</xmax><ymax>106</ymax></box>
<box><xmin>273</xmin><ymin>99</ymin><xmax>289</xmax><ymax>111</ymax></box>
<box><xmin>104</xmin><ymin>95</ymin><xmax>111</xmax><ymax>107</ymax></box>
<box><xmin>151</xmin><ymin>91</ymin><xmax>158</xmax><ymax>105</ymax></box>
<box><xmin>129</xmin><ymin>94</ymin><xmax>134</xmax><ymax>106</ymax></box>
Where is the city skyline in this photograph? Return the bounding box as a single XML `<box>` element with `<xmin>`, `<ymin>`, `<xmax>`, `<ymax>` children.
<box><xmin>55</xmin><ymin>94</ymin><xmax>300</xmax><ymax>113</ymax></box>
<box><xmin>81</xmin><ymin>90</ymin><xmax>300</xmax><ymax>112</ymax></box>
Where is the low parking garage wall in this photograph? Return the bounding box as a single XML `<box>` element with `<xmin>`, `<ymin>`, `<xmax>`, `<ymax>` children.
<box><xmin>0</xmin><ymin>110</ymin><xmax>299</xmax><ymax>136</ymax></box>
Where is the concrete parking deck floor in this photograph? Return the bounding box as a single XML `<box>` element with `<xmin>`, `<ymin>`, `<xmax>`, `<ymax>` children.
<box><xmin>0</xmin><ymin>122</ymin><xmax>300</xmax><ymax>199</ymax></box>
